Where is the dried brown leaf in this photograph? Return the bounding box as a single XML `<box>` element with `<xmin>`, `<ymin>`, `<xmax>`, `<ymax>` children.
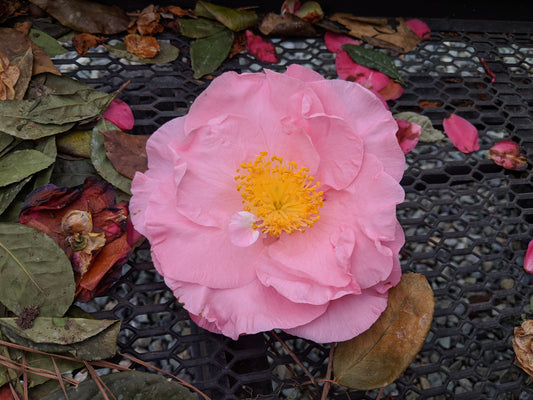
<box><xmin>160</xmin><ymin>5</ymin><xmax>189</xmax><ymax>17</ymax></box>
<box><xmin>72</xmin><ymin>33</ymin><xmax>107</xmax><ymax>56</ymax></box>
<box><xmin>259</xmin><ymin>12</ymin><xmax>318</xmax><ymax>37</ymax></box>
<box><xmin>0</xmin><ymin>52</ymin><xmax>20</xmax><ymax>101</ymax></box>
<box><xmin>513</xmin><ymin>320</ymin><xmax>533</xmax><ymax>376</ymax></box>
<box><xmin>333</xmin><ymin>273</ymin><xmax>434</xmax><ymax>390</ymax></box>
<box><xmin>129</xmin><ymin>5</ymin><xmax>164</xmax><ymax>36</ymax></box>
<box><xmin>100</xmin><ymin>129</ymin><xmax>149</xmax><ymax>179</ymax></box>
<box><xmin>124</xmin><ymin>34</ymin><xmax>160</xmax><ymax>59</ymax></box>
<box><xmin>329</xmin><ymin>14</ymin><xmax>421</xmax><ymax>53</ymax></box>
<box><xmin>229</xmin><ymin>31</ymin><xmax>246</xmax><ymax>58</ymax></box>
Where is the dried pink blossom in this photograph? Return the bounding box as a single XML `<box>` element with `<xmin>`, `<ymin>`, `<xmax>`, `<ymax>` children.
<box><xmin>245</xmin><ymin>30</ymin><xmax>278</xmax><ymax>63</ymax></box>
<box><xmin>442</xmin><ymin>114</ymin><xmax>480</xmax><ymax>153</ymax></box>
<box><xmin>489</xmin><ymin>140</ymin><xmax>528</xmax><ymax>171</ymax></box>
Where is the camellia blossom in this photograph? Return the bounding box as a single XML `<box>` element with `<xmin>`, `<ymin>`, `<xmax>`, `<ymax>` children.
<box><xmin>442</xmin><ymin>113</ymin><xmax>480</xmax><ymax>154</ymax></box>
<box><xmin>130</xmin><ymin>64</ymin><xmax>406</xmax><ymax>343</ymax></box>
<box><xmin>19</xmin><ymin>177</ymin><xmax>135</xmax><ymax>301</ymax></box>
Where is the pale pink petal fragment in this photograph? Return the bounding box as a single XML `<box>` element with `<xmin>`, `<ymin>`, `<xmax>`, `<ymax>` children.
<box><xmin>395</xmin><ymin>119</ymin><xmax>421</xmax><ymax>154</ymax></box>
<box><xmin>442</xmin><ymin>114</ymin><xmax>480</xmax><ymax>153</ymax></box>
<box><xmin>489</xmin><ymin>139</ymin><xmax>528</xmax><ymax>171</ymax></box>
<box><xmin>406</xmin><ymin>18</ymin><xmax>431</xmax><ymax>39</ymax></box>
<box><xmin>228</xmin><ymin>211</ymin><xmax>260</xmax><ymax>247</ymax></box>
<box><xmin>103</xmin><ymin>98</ymin><xmax>134</xmax><ymax>131</ymax></box>
<box><xmin>525</xmin><ymin>239</ymin><xmax>533</xmax><ymax>274</ymax></box>
<box><xmin>246</xmin><ymin>30</ymin><xmax>278</xmax><ymax>63</ymax></box>
<box><xmin>324</xmin><ymin>31</ymin><xmax>360</xmax><ymax>53</ymax></box>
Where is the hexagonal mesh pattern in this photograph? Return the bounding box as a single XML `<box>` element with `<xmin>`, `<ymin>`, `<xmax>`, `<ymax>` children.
<box><xmin>59</xmin><ymin>26</ymin><xmax>533</xmax><ymax>399</ymax></box>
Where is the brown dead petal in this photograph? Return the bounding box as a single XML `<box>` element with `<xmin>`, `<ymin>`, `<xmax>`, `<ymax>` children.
<box><xmin>72</xmin><ymin>33</ymin><xmax>107</xmax><ymax>56</ymax></box>
<box><xmin>259</xmin><ymin>12</ymin><xmax>319</xmax><ymax>37</ymax></box>
<box><xmin>135</xmin><ymin>10</ymin><xmax>164</xmax><ymax>36</ymax></box>
<box><xmin>160</xmin><ymin>5</ymin><xmax>189</xmax><ymax>17</ymax></box>
<box><xmin>30</xmin><ymin>41</ymin><xmax>60</xmax><ymax>75</ymax></box>
<box><xmin>229</xmin><ymin>31</ymin><xmax>246</xmax><ymax>58</ymax></box>
<box><xmin>0</xmin><ymin>51</ymin><xmax>20</xmax><ymax>100</ymax></box>
<box><xmin>100</xmin><ymin>129</ymin><xmax>149</xmax><ymax>179</ymax></box>
<box><xmin>513</xmin><ymin>320</ymin><xmax>533</xmax><ymax>377</ymax></box>
<box><xmin>330</xmin><ymin>14</ymin><xmax>421</xmax><ymax>53</ymax></box>
<box><xmin>0</xmin><ymin>0</ymin><xmax>29</xmax><ymax>24</ymax></box>
<box><xmin>124</xmin><ymin>34</ymin><xmax>160</xmax><ymax>59</ymax></box>
<box><xmin>13</xmin><ymin>21</ymin><xmax>32</xmax><ymax>35</ymax></box>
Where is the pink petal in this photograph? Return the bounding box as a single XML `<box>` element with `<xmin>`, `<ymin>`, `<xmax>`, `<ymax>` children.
<box><xmin>284</xmin><ymin>289</ymin><xmax>389</xmax><ymax>343</ymax></box>
<box><xmin>245</xmin><ymin>30</ymin><xmax>278</xmax><ymax>63</ymax></box>
<box><xmin>228</xmin><ymin>211</ymin><xmax>259</xmax><ymax>247</ymax></box>
<box><xmin>405</xmin><ymin>18</ymin><xmax>431</xmax><ymax>39</ymax></box>
<box><xmin>395</xmin><ymin>119</ymin><xmax>421</xmax><ymax>154</ymax></box>
<box><xmin>525</xmin><ymin>239</ymin><xmax>533</xmax><ymax>274</ymax></box>
<box><xmin>103</xmin><ymin>98</ymin><xmax>134</xmax><ymax>131</ymax></box>
<box><xmin>324</xmin><ymin>31</ymin><xmax>360</xmax><ymax>53</ymax></box>
<box><xmin>442</xmin><ymin>114</ymin><xmax>480</xmax><ymax>153</ymax></box>
<box><xmin>489</xmin><ymin>140</ymin><xmax>528</xmax><ymax>171</ymax></box>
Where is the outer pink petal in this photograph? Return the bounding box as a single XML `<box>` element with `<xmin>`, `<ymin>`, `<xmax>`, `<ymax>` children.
<box><xmin>406</xmin><ymin>18</ymin><xmax>431</xmax><ymax>39</ymax></box>
<box><xmin>103</xmin><ymin>98</ymin><xmax>134</xmax><ymax>131</ymax></box>
<box><xmin>324</xmin><ymin>31</ymin><xmax>360</xmax><ymax>53</ymax></box>
<box><xmin>284</xmin><ymin>289</ymin><xmax>388</xmax><ymax>343</ymax></box>
<box><xmin>284</xmin><ymin>63</ymin><xmax>325</xmax><ymax>82</ymax></box>
<box><xmin>395</xmin><ymin>119</ymin><xmax>421</xmax><ymax>154</ymax></box>
<box><xmin>166</xmin><ymin>277</ymin><xmax>328</xmax><ymax>340</ymax></box>
<box><xmin>245</xmin><ymin>29</ymin><xmax>278</xmax><ymax>63</ymax></box>
<box><xmin>525</xmin><ymin>239</ymin><xmax>533</xmax><ymax>274</ymax></box>
<box><xmin>443</xmin><ymin>114</ymin><xmax>480</xmax><ymax>153</ymax></box>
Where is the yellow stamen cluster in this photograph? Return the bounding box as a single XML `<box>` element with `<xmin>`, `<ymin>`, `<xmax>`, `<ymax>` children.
<box><xmin>235</xmin><ymin>151</ymin><xmax>323</xmax><ymax>237</ymax></box>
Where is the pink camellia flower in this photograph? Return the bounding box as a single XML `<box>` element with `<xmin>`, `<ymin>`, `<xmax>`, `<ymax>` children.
<box><xmin>405</xmin><ymin>18</ymin><xmax>431</xmax><ymax>39</ymax></box>
<box><xmin>130</xmin><ymin>65</ymin><xmax>405</xmax><ymax>343</ymax></box>
<box><xmin>395</xmin><ymin>119</ymin><xmax>421</xmax><ymax>154</ymax></box>
<box><xmin>104</xmin><ymin>98</ymin><xmax>134</xmax><ymax>131</ymax></box>
<box><xmin>525</xmin><ymin>240</ymin><xmax>533</xmax><ymax>274</ymax></box>
<box><xmin>442</xmin><ymin>113</ymin><xmax>480</xmax><ymax>153</ymax></box>
<box><xmin>489</xmin><ymin>139</ymin><xmax>528</xmax><ymax>171</ymax></box>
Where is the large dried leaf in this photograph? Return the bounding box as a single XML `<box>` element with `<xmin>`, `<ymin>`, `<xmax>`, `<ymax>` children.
<box><xmin>28</xmin><ymin>28</ymin><xmax>68</xmax><ymax>57</ymax></box>
<box><xmin>56</xmin><ymin>129</ymin><xmax>92</xmax><ymax>158</ymax></box>
<box><xmin>106</xmin><ymin>41</ymin><xmax>179</xmax><ymax>64</ymax></box>
<box><xmin>0</xmin><ymin>177</ymin><xmax>31</xmax><ymax>217</ymax></box>
<box><xmin>195</xmin><ymin>1</ymin><xmax>258</xmax><ymax>32</ymax></box>
<box><xmin>178</xmin><ymin>17</ymin><xmax>226</xmax><ymax>38</ymax></box>
<box><xmin>23</xmin><ymin>351</ymin><xmax>82</xmax><ymax>388</ymax></box>
<box><xmin>51</xmin><ymin>158</ymin><xmax>97</xmax><ymax>188</ymax></box>
<box><xmin>513</xmin><ymin>320</ymin><xmax>533</xmax><ymax>377</ymax></box>
<box><xmin>0</xmin><ymin>149</ymin><xmax>54</xmax><ymax>187</ymax></box>
<box><xmin>329</xmin><ymin>14</ymin><xmax>421</xmax><ymax>53</ymax></box>
<box><xmin>0</xmin><ymin>133</ymin><xmax>14</xmax><ymax>155</ymax></box>
<box><xmin>393</xmin><ymin>111</ymin><xmax>445</xmax><ymax>143</ymax></box>
<box><xmin>40</xmin><ymin>371</ymin><xmax>197</xmax><ymax>400</ymax></box>
<box><xmin>0</xmin><ymin>223</ymin><xmax>75</xmax><ymax>316</ymax></box>
<box><xmin>333</xmin><ymin>273</ymin><xmax>434</xmax><ymax>390</ymax></box>
<box><xmin>258</xmin><ymin>12</ymin><xmax>318</xmax><ymax>37</ymax></box>
<box><xmin>190</xmin><ymin>28</ymin><xmax>234</xmax><ymax>79</ymax></box>
<box><xmin>29</xmin><ymin>0</ymin><xmax>130</xmax><ymax>35</ymax></box>
<box><xmin>0</xmin><ymin>317</ymin><xmax>120</xmax><ymax>360</ymax></box>
<box><xmin>29</xmin><ymin>41</ymin><xmax>60</xmax><ymax>76</ymax></box>
<box><xmin>90</xmin><ymin>121</ymin><xmax>132</xmax><ymax>195</ymax></box>
<box><xmin>10</xmin><ymin>47</ymin><xmax>32</xmax><ymax>99</ymax></box>
<box><xmin>31</xmin><ymin>136</ymin><xmax>57</xmax><ymax>190</ymax></box>
<box><xmin>101</xmin><ymin>130</ymin><xmax>148</xmax><ymax>179</ymax></box>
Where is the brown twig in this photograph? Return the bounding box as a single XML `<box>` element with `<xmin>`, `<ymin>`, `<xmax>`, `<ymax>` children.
<box><xmin>376</xmin><ymin>386</ymin><xmax>385</xmax><ymax>400</ymax></box>
<box><xmin>21</xmin><ymin>352</ymin><xmax>28</xmax><ymax>400</ymax></box>
<box><xmin>119</xmin><ymin>352</ymin><xmax>212</xmax><ymax>400</ymax></box>
<box><xmin>0</xmin><ymin>354</ymin><xmax>78</xmax><ymax>385</ymax></box>
<box><xmin>480</xmin><ymin>58</ymin><xmax>496</xmax><ymax>83</ymax></box>
<box><xmin>9</xmin><ymin>383</ymin><xmax>20</xmax><ymax>400</ymax></box>
<box><xmin>84</xmin><ymin>360</ymin><xmax>114</xmax><ymax>400</ymax></box>
<box><xmin>321</xmin><ymin>344</ymin><xmax>335</xmax><ymax>400</ymax></box>
<box><xmin>270</xmin><ymin>330</ymin><xmax>319</xmax><ymax>389</ymax></box>
<box><xmin>51</xmin><ymin>356</ymin><xmax>70</xmax><ymax>400</ymax></box>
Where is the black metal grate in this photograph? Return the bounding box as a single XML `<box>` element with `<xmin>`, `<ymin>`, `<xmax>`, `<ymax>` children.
<box><xmin>57</xmin><ymin>23</ymin><xmax>533</xmax><ymax>399</ymax></box>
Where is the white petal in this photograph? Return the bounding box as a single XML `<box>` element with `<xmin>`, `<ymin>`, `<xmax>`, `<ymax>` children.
<box><xmin>228</xmin><ymin>211</ymin><xmax>260</xmax><ymax>247</ymax></box>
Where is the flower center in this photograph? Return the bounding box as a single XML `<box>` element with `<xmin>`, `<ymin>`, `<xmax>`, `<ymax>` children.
<box><xmin>235</xmin><ymin>151</ymin><xmax>323</xmax><ymax>237</ymax></box>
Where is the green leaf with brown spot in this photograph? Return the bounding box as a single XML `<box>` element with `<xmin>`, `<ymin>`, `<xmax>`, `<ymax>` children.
<box><xmin>0</xmin><ymin>149</ymin><xmax>54</xmax><ymax>187</ymax></box>
<box><xmin>190</xmin><ymin>28</ymin><xmax>234</xmax><ymax>79</ymax></box>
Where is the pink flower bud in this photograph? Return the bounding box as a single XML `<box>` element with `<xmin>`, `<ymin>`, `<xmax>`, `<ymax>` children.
<box><xmin>489</xmin><ymin>140</ymin><xmax>528</xmax><ymax>171</ymax></box>
<box><xmin>525</xmin><ymin>239</ymin><xmax>533</xmax><ymax>274</ymax></box>
<box><xmin>442</xmin><ymin>114</ymin><xmax>480</xmax><ymax>154</ymax></box>
<box><xmin>295</xmin><ymin>1</ymin><xmax>324</xmax><ymax>23</ymax></box>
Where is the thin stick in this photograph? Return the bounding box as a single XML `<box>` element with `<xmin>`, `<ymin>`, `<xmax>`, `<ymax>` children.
<box><xmin>21</xmin><ymin>352</ymin><xmax>28</xmax><ymax>400</ymax></box>
<box><xmin>321</xmin><ymin>344</ymin><xmax>335</xmax><ymax>400</ymax></box>
<box><xmin>376</xmin><ymin>386</ymin><xmax>385</xmax><ymax>400</ymax></box>
<box><xmin>51</xmin><ymin>356</ymin><xmax>70</xmax><ymax>399</ymax></box>
<box><xmin>0</xmin><ymin>354</ymin><xmax>79</xmax><ymax>386</ymax></box>
<box><xmin>270</xmin><ymin>330</ymin><xmax>319</xmax><ymax>389</ymax></box>
<box><xmin>84</xmin><ymin>361</ymin><xmax>113</xmax><ymax>400</ymax></box>
<box><xmin>119</xmin><ymin>352</ymin><xmax>212</xmax><ymax>400</ymax></box>
<box><xmin>480</xmin><ymin>58</ymin><xmax>496</xmax><ymax>83</ymax></box>
<box><xmin>9</xmin><ymin>383</ymin><xmax>21</xmax><ymax>400</ymax></box>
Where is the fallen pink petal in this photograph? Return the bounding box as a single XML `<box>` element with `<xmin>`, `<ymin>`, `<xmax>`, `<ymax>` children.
<box><xmin>442</xmin><ymin>113</ymin><xmax>480</xmax><ymax>154</ymax></box>
<box><xmin>103</xmin><ymin>98</ymin><xmax>135</xmax><ymax>131</ymax></box>
<box><xmin>245</xmin><ymin>30</ymin><xmax>278</xmax><ymax>63</ymax></box>
<box><xmin>395</xmin><ymin>119</ymin><xmax>421</xmax><ymax>154</ymax></box>
<box><xmin>525</xmin><ymin>239</ymin><xmax>533</xmax><ymax>273</ymax></box>
<box><xmin>130</xmin><ymin>64</ymin><xmax>406</xmax><ymax>343</ymax></box>
<box><xmin>489</xmin><ymin>139</ymin><xmax>528</xmax><ymax>170</ymax></box>
<box><xmin>324</xmin><ymin>31</ymin><xmax>360</xmax><ymax>53</ymax></box>
<box><xmin>406</xmin><ymin>18</ymin><xmax>431</xmax><ymax>39</ymax></box>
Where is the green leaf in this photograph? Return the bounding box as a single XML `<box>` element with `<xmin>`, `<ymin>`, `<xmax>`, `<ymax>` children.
<box><xmin>394</xmin><ymin>112</ymin><xmax>445</xmax><ymax>143</ymax></box>
<box><xmin>0</xmin><ymin>332</ymin><xmax>20</xmax><ymax>387</ymax></box>
<box><xmin>190</xmin><ymin>28</ymin><xmax>234</xmax><ymax>79</ymax></box>
<box><xmin>195</xmin><ymin>1</ymin><xmax>258</xmax><ymax>31</ymax></box>
<box><xmin>40</xmin><ymin>370</ymin><xmax>198</xmax><ymax>400</ymax></box>
<box><xmin>0</xmin><ymin>149</ymin><xmax>54</xmax><ymax>187</ymax></box>
<box><xmin>0</xmin><ymin>132</ymin><xmax>15</xmax><ymax>155</ymax></box>
<box><xmin>0</xmin><ymin>223</ymin><xmax>75</xmax><ymax>316</ymax></box>
<box><xmin>32</xmin><ymin>136</ymin><xmax>57</xmax><ymax>189</ymax></box>
<box><xmin>91</xmin><ymin>120</ymin><xmax>132</xmax><ymax>195</ymax></box>
<box><xmin>0</xmin><ymin>317</ymin><xmax>120</xmax><ymax>360</ymax></box>
<box><xmin>29</xmin><ymin>28</ymin><xmax>68</xmax><ymax>57</ymax></box>
<box><xmin>178</xmin><ymin>17</ymin><xmax>226</xmax><ymax>38</ymax></box>
<box><xmin>24</xmin><ymin>351</ymin><xmax>82</xmax><ymax>388</ymax></box>
<box><xmin>0</xmin><ymin>177</ymin><xmax>32</xmax><ymax>217</ymax></box>
<box><xmin>56</xmin><ymin>129</ymin><xmax>92</xmax><ymax>158</ymax></box>
<box><xmin>333</xmin><ymin>273</ymin><xmax>434</xmax><ymax>390</ymax></box>
<box><xmin>51</xmin><ymin>157</ymin><xmax>97</xmax><ymax>187</ymax></box>
<box><xmin>106</xmin><ymin>41</ymin><xmax>179</xmax><ymax>64</ymax></box>
<box><xmin>342</xmin><ymin>44</ymin><xmax>404</xmax><ymax>85</ymax></box>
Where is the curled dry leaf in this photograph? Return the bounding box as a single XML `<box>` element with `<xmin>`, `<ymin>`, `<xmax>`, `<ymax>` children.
<box><xmin>128</xmin><ymin>4</ymin><xmax>164</xmax><ymax>36</ymax></box>
<box><xmin>100</xmin><ymin>129</ymin><xmax>149</xmax><ymax>179</ymax></box>
<box><xmin>333</xmin><ymin>273</ymin><xmax>435</xmax><ymax>390</ymax></box>
<box><xmin>124</xmin><ymin>34</ymin><xmax>160</xmax><ymax>59</ymax></box>
<box><xmin>72</xmin><ymin>33</ymin><xmax>107</xmax><ymax>56</ymax></box>
<box><xmin>0</xmin><ymin>51</ymin><xmax>20</xmax><ymax>100</ymax></box>
<box><xmin>513</xmin><ymin>320</ymin><xmax>533</xmax><ymax>377</ymax></box>
<box><xmin>259</xmin><ymin>12</ymin><xmax>318</xmax><ymax>37</ymax></box>
<box><xmin>489</xmin><ymin>139</ymin><xmax>528</xmax><ymax>171</ymax></box>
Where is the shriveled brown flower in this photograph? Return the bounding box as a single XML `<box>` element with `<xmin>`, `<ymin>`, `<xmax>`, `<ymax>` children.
<box><xmin>513</xmin><ymin>320</ymin><xmax>533</xmax><ymax>376</ymax></box>
<box><xmin>0</xmin><ymin>50</ymin><xmax>20</xmax><ymax>100</ymax></box>
<box><xmin>72</xmin><ymin>33</ymin><xmax>107</xmax><ymax>56</ymax></box>
<box><xmin>124</xmin><ymin>34</ymin><xmax>160</xmax><ymax>58</ymax></box>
